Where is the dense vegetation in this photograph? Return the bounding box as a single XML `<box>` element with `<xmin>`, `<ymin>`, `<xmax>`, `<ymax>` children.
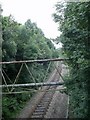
<box><xmin>53</xmin><ymin>1</ymin><xmax>90</xmax><ymax>118</ymax></box>
<box><xmin>1</xmin><ymin>14</ymin><xmax>59</xmax><ymax>119</ymax></box>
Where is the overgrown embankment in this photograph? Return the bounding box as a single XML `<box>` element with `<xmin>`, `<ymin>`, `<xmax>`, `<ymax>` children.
<box><xmin>53</xmin><ymin>2</ymin><xmax>90</xmax><ymax>118</ymax></box>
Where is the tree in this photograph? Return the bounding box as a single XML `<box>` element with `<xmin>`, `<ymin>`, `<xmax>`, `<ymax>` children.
<box><xmin>53</xmin><ymin>2</ymin><xmax>90</xmax><ymax>118</ymax></box>
<box><xmin>2</xmin><ymin>15</ymin><xmax>59</xmax><ymax>119</ymax></box>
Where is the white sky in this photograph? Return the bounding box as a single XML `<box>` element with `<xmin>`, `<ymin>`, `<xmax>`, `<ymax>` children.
<box><xmin>0</xmin><ymin>0</ymin><xmax>62</xmax><ymax>48</ymax></box>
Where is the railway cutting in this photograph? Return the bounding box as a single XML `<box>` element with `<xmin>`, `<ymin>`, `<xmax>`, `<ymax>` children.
<box><xmin>17</xmin><ymin>62</ymin><xmax>69</xmax><ymax>118</ymax></box>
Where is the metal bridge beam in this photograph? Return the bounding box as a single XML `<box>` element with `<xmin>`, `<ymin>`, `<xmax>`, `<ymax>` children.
<box><xmin>0</xmin><ymin>81</ymin><xmax>64</xmax><ymax>88</ymax></box>
<box><xmin>0</xmin><ymin>58</ymin><xmax>69</xmax><ymax>65</ymax></box>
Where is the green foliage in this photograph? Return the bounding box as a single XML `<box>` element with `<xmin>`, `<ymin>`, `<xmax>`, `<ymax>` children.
<box><xmin>2</xmin><ymin>93</ymin><xmax>32</xmax><ymax>120</ymax></box>
<box><xmin>53</xmin><ymin>2</ymin><xmax>90</xmax><ymax>118</ymax></box>
<box><xmin>2</xmin><ymin>15</ymin><xmax>58</xmax><ymax>119</ymax></box>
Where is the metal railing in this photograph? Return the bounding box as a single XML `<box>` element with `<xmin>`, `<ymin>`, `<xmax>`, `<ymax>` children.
<box><xmin>1</xmin><ymin>58</ymin><xmax>69</xmax><ymax>94</ymax></box>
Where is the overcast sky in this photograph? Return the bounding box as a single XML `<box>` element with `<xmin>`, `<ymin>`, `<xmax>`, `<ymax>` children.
<box><xmin>0</xmin><ymin>0</ymin><xmax>62</xmax><ymax>48</ymax></box>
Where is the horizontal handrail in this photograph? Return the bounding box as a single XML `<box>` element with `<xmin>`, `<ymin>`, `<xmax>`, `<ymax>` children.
<box><xmin>0</xmin><ymin>81</ymin><xmax>64</xmax><ymax>88</ymax></box>
<box><xmin>0</xmin><ymin>58</ymin><xmax>69</xmax><ymax>65</ymax></box>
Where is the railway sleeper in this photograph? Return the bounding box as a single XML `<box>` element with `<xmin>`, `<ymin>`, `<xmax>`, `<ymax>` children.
<box><xmin>32</xmin><ymin>112</ymin><xmax>44</xmax><ymax>115</ymax></box>
<box><xmin>31</xmin><ymin>115</ymin><xmax>43</xmax><ymax>118</ymax></box>
<box><xmin>37</xmin><ymin>105</ymin><xmax>46</xmax><ymax>108</ymax></box>
<box><xmin>35</xmin><ymin>107</ymin><xmax>46</xmax><ymax>112</ymax></box>
<box><xmin>31</xmin><ymin>110</ymin><xmax>46</xmax><ymax>118</ymax></box>
<box><xmin>35</xmin><ymin>109</ymin><xmax>45</xmax><ymax>112</ymax></box>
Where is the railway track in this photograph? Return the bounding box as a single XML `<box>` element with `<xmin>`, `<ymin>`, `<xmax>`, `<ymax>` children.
<box><xmin>30</xmin><ymin>86</ymin><xmax>56</xmax><ymax>118</ymax></box>
<box><xmin>29</xmin><ymin>64</ymin><xmax>62</xmax><ymax>118</ymax></box>
<box><xmin>17</xmin><ymin>62</ymin><xmax>64</xmax><ymax>119</ymax></box>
